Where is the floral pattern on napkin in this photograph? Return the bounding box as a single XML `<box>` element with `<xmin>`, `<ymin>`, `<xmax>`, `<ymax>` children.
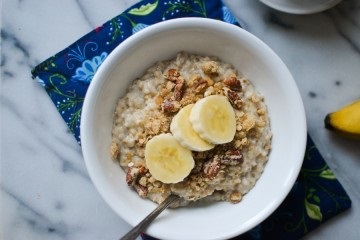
<box><xmin>32</xmin><ymin>0</ymin><xmax>237</xmax><ymax>144</ymax></box>
<box><xmin>231</xmin><ymin>136</ymin><xmax>351</xmax><ymax>240</ymax></box>
<box><xmin>31</xmin><ymin>0</ymin><xmax>351</xmax><ymax>239</ymax></box>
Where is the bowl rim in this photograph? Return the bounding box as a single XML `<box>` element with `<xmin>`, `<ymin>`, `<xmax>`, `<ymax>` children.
<box><xmin>81</xmin><ymin>17</ymin><xmax>307</xmax><ymax>240</ymax></box>
<box><xmin>260</xmin><ymin>0</ymin><xmax>342</xmax><ymax>14</ymax></box>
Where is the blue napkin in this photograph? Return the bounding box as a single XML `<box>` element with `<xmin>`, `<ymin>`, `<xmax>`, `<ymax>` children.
<box><xmin>31</xmin><ymin>0</ymin><xmax>351</xmax><ymax>239</ymax></box>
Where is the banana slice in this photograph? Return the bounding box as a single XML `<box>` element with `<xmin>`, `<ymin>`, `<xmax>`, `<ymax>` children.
<box><xmin>145</xmin><ymin>133</ymin><xmax>194</xmax><ymax>183</ymax></box>
<box><xmin>325</xmin><ymin>99</ymin><xmax>360</xmax><ymax>140</ymax></box>
<box><xmin>190</xmin><ymin>95</ymin><xmax>236</xmax><ymax>144</ymax></box>
<box><xmin>170</xmin><ymin>104</ymin><xmax>215</xmax><ymax>152</ymax></box>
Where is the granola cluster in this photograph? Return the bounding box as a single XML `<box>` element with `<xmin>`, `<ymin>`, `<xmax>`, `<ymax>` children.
<box><xmin>110</xmin><ymin>52</ymin><xmax>271</xmax><ymax>207</ymax></box>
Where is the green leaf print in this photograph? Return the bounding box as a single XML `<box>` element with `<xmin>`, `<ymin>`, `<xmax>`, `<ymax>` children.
<box><xmin>107</xmin><ymin>18</ymin><xmax>125</xmax><ymax>45</ymax></box>
<box><xmin>32</xmin><ymin>56</ymin><xmax>56</xmax><ymax>72</ymax></box>
<box><xmin>128</xmin><ymin>0</ymin><xmax>158</xmax><ymax>16</ymax></box>
<box><xmin>48</xmin><ymin>73</ymin><xmax>84</xmax><ymax>135</ymax></box>
<box><xmin>162</xmin><ymin>0</ymin><xmax>207</xmax><ymax>20</ymax></box>
<box><xmin>305</xmin><ymin>199</ymin><xmax>323</xmax><ymax>221</ymax></box>
<box><xmin>313</xmin><ymin>195</ymin><xmax>321</xmax><ymax>203</ymax></box>
<box><xmin>319</xmin><ymin>169</ymin><xmax>336</xmax><ymax>180</ymax></box>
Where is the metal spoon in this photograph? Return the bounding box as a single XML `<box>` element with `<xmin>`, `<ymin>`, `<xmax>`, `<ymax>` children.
<box><xmin>120</xmin><ymin>194</ymin><xmax>181</xmax><ymax>240</ymax></box>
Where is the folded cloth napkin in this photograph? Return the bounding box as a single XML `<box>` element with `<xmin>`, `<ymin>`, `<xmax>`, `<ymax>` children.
<box><xmin>31</xmin><ymin>0</ymin><xmax>351</xmax><ymax>239</ymax></box>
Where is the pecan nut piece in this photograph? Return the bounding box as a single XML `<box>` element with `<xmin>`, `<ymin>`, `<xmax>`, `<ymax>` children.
<box><xmin>126</xmin><ymin>166</ymin><xmax>147</xmax><ymax>186</ymax></box>
<box><xmin>161</xmin><ymin>99</ymin><xmax>181</xmax><ymax>113</ymax></box>
<box><xmin>203</xmin><ymin>156</ymin><xmax>221</xmax><ymax>179</ymax></box>
<box><xmin>166</xmin><ymin>69</ymin><xmax>181</xmax><ymax>82</ymax></box>
<box><xmin>134</xmin><ymin>183</ymin><xmax>148</xmax><ymax>198</ymax></box>
<box><xmin>224</xmin><ymin>88</ymin><xmax>242</xmax><ymax>110</ymax></box>
<box><xmin>126</xmin><ymin>167</ymin><xmax>139</xmax><ymax>186</ymax></box>
<box><xmin>221</xmin><ymin>150</ymin><xmax>243</xmax><ymax>166</ymax></box>
<box><xmin>174</xmin><ymin>78</ymin><xmax>185</xmax><ymax>101</ymax></box>
<box><xmin>223</xmin><ymin>76</ymin><xmax>242</xmax><ymax>91</ymax></box>
<box><xmin>165</xmin><ymin>69</ymin><xmax>186</xmax><ymax>101</ymax></box>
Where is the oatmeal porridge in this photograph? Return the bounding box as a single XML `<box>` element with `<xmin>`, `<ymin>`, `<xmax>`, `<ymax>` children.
<box><xmin>110</xmin><ymin>52</ymin><xmax>272</xmax><ymax>207</ymax></box>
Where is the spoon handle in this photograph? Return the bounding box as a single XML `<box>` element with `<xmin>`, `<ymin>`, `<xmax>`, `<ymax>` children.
<box><xmin>120</xmin><ymin>194</ymin><xmax>180</xmax><ymax>240</ymax></box>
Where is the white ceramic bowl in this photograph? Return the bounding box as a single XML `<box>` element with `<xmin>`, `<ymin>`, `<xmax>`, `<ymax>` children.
<box><xmin>260</xmin><ymin>0</ymin><xmax>342</xmax><ymax>14</ymax></box>
<box><xmin>81</xmin><ymin>18</ymin><xmax>307</xmax><ymax>240</ymax></box>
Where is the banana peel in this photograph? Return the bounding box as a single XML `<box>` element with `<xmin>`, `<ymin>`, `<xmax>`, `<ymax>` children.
<box><xmin>324</xmin><ymin>99</ymin><xmax>360</xmax><ymax>140</ymax></box>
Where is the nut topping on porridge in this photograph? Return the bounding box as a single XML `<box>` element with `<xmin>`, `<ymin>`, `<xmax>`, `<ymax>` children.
<box><xmin>203</xmin><ymin>156</ymin><xmax>221</xmax><ymax>179</ymax></box>
<box><xmin>161</xmin><ymin>99</ymin><xmax>181</xmax><ymax>113</ymax></box>
<box><xmin>201</xmin><ymin>61</ymin><xmax>219</xmax><ymax>75</ymax></box>
<box><xmin>192</xmin><ymin>77</ymin><xmax>209</xmax><ymax>94</ymax></box>
<box><xmin>126</xmin><ymin>165</ymin><xmax>147</xmax><ymax>186</ymax></box>
<box><xmin>165</xmin><ymin>69</ymin><xmax>186</xmax><ymax>101</ymax></box>
<box><xmin>224</xmin><ymin>87</ymin><xmax>243</xmax><ymax>110</ymax></box>
<box><xmin>223</xmin><ymin>76</ymin><xmax>242</xmax><ymax>92</ymax></box>
<box><xmin>221</xmin><ymin>150</ymin><xmax>243</xmax><ymax>166</ymax></box>
<box><xmin>166</xmin><ymin>68</ymin><xmax>181</xmax><ymax>82</ymax></box>
<box><xmin>110</xmin><ymin>52</ymin><xmax>272</xmax><ymax>207</ymax></box>
<box><xmin>125</xmin><ymin>166</ymin><xmax>150</xmax><ymax>197</ymax></box>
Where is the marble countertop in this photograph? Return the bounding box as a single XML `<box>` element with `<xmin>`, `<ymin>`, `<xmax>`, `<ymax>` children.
<box><xmin>1</xmin><ymin>0</ymin><xmax>359</xmax><ymax>239</ymax></box>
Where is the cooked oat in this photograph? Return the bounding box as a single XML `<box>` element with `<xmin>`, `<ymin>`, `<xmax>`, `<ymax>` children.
<box><xmin>110</xmin><ymin>52</ymin><xmax>272</xmax><ymax>207</ymax></box>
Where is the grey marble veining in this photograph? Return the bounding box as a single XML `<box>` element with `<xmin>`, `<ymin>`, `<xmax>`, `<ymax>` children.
<box><xmin>1</xmin><ymin>0</ymin><xmax>359</xmax><ymax>239</ymax></box>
